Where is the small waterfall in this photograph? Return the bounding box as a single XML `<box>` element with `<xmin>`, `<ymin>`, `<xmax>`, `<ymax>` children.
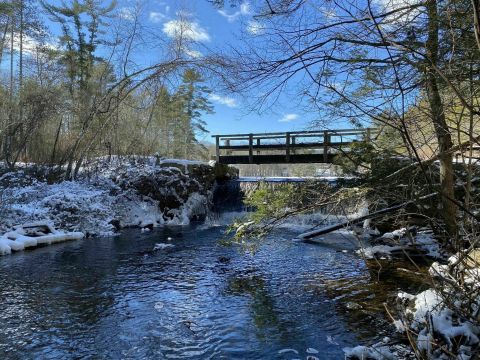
<box><xmin>212</xmin><ymin>180</ymin><xmax>245</xmax><ymax>213</ymax></box>
<box><xmin>212</xmin><ymin>179</ymin><xmax>306</xmax><ymax>213</ymax></box>
<box><xmin>203</xmin><ymin>180</ymin><xmax>247</xmax><ymax>227</ymax></box>
<box><xmin>209</xmin><ymin>177</ymin><xmax>364</xmax><ymax>229</ymax></box>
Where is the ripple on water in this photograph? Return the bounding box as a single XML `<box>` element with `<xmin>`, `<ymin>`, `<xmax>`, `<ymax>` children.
<box><xmin>0</xmin><ymin>225</ymin><xmax>426</xmax><ymax>359</ymax></box>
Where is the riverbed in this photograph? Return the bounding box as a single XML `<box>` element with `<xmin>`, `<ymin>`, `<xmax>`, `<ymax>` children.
<box><xmin>0</xmin><ymin>222</ymin><xmax>428</xmax><ymax>359</ymax></box>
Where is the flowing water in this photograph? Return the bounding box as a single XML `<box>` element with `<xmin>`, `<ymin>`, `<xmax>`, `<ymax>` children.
<box><xmin>0</xmin><ymin>220</ymin><xmax>428</xmax><ymax>359</ymax></box>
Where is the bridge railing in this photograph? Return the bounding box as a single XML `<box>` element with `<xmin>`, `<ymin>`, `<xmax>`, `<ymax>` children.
<box><xmin>212</xmin><ymin>128</ymin><xmax>376</xmax><ymax>164</ymax></box>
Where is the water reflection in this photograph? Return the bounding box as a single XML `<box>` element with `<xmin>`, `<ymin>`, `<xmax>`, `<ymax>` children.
<box><xmin>0</xmin><ymin>226</ymin><xmax>427</xmax><ymax>359</ymax></box>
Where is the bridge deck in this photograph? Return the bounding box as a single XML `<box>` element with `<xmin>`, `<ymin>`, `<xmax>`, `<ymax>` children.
<box><xmin>212</xmin><ymin>129</ymin><xmax>375</xmax><ymax>165</ymax></box>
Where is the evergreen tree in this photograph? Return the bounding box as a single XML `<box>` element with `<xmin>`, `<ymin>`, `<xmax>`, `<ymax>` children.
<box><xmin>41</xmin><ymin>0</ymin><xmax>116</xmax><ymax>178</ymax></box>
<box><xmin>174</xmin><ymin>69</ymin><xmax>213</xmax><ymax>159</ymax></box>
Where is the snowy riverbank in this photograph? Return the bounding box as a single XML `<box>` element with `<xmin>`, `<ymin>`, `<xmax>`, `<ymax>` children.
<box><xmin>345</xmin><ymin>242</ymin><xmax>480</xmax><ymax>359</ymax></box>
<box><xmin>0</xmin><ymin>157</ymin><xmax>237</xmax><ymax>255</ymax></box>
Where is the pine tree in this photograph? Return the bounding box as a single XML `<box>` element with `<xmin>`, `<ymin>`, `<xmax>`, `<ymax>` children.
<box><xmin>174</xmin><ymin>69</ymin><xmax>213</xmax><ymax>159</ymax></box>
<box><xmin>41</xmin><ymin>0</ymin><xmax>116</xmax><ymax>178</ymax></box>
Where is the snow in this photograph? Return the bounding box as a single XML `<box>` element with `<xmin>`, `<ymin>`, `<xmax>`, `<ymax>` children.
<box><xmin>0</xmin><ymin>222</ymin><xmax>84</xmax><ymax>255</ymax></box>
<box><xmin>0</xmin><ymin>157</ymin><xmax>219</xmax><ymax>255</ymax></box>
<box><xmin>166</xmin><ymin>192</ymin><xmax>209</xmax><ymax>225</ymax></box>
<box><xmin>344</xmin><ymin>338</ymin><xmax>395</xmax><ymax>360</ymax></box>
<box><xmin>357</xmin><ymin>229</ymin><xmax>442</xmax><ymax>259</ymax></box>
<box><xmin>359</xmin><ymin>244</ymin><xmax>403</xmax><ymax>259</ymax></box>
<box><xmin>391</xmin><ymin>250</ymin><xmax>480</xmax><ymax>359</ymax></box>
<box><xmin>348</xmin><ymin>243</ymin><xmax>480</xmax><ymax>359</ymax></box>
<box><xmin>158</xmin><ymin>159</ymin><xmax>208</xmax><ymax>174</ymax></box>
<box><xmin>382</xmin><ymin>228</ymin><xmax>407</xmax><ymax>239</ymax></box>
<box><xmin>415</xmin><ymin>232</ymin><xmax>442</xmax><ymax>258</ymax></box>
<box><xmin>394</xmin><ymin>288</ymin><xmax>480</xmax><ymax>358</ymax></box>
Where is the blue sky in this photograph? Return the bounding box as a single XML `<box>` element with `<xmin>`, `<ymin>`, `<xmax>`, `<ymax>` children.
<box><xmin>24</xmin><ymin>1</ymin><xmax>355</xmax><ymax>140</ymax></box>
<box><xmin>114</xmin><ymin>0</ymin><xmax>321</xmax><ymax>138</ymax></box>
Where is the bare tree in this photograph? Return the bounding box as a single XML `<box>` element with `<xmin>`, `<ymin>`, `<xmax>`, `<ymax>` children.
<box><xmin>215</xmin><ymin>0</ymin><xmax>480</xmax><ymax>240</ymax></box>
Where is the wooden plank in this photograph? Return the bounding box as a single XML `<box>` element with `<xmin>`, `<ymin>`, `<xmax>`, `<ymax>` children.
<box><xmin>221</xmin><ymin>135</ymin><xmax>288</xmax><ymax>141</ymax></box>
<box><xmin>219</xmin><ymin>132</ymin><xmax>370</xmax><ymax>141</ymax></box>
<box><xmin>218</xmin><ymin>141</ymin><xmax>356</xmax><ymax>151</ymax></box>
<box><xmin>211</xmin><ymin>128</ymin><xmax>377</xmax><ymax>165</ymax></box>
<box><xmin>217</xmin><ymin>153</ymin><xmax>336</xmax><ymax>164</ymax></box>
<box><xmin>248</xmin><ymin>134</ymin><xmax>253</xmax><ymax>164</ymax></box>
<box><xmin>286</xmin><ymin>132</ymin><xmax>291</xmax><ymax>162</ymax></box>
<box><xmin>212</xmin><ymin>128</ymin><xmax>377</xmax><ymax>139</ymax></box>
<box><xmin>323</xmin><ymin>130</ymin><xmax>329</xmax><ymax>162</ymax></box>
<box><xmin>225</xmin><ymin>139</ymin><xmax>231</xmax><ymax>155</ymax></box>
<box><xmin>215</xmin><ymin>136</ymin><xmax>220</xmax><ymax>162</ymax></box>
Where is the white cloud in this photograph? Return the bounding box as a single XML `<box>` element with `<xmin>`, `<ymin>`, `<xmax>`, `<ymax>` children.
<box><xmin>5</xmin><ymin>33</ymin><xmax>57</xmax><ymax>55</ymax></box>
<box><xmin>279</xmin><ymin>113</ymin><xmax>299</xmax><ymax>122</ymax></box>
<box><xmin>176</xmin><ymin>10</ymin><xmax>194</xmax><ymax>18</ymax></box>
<box><xmin>209</xmin><ymin>94</ymin><xmax>238</xmax><ymax>108</ymax></box>
<box><xmin>163</xmin><ymin>20</ymin><xmax>210</xmax><ymax>42</ymax></box>
<box><xmin>185</xmin><ymin>48</ymin><xmax>202</xmax><ymax>58</ymax></box>
<box><xmin>374</xmin><ymin>0</ymin><xmax>421</xmax><ymax>25</ymax></box>
<box><xmin>149</xmin><ymin>11</ymin><xmax>167</xmax><ymax>23</ymax></box>
<box><xmin>240</xmin><ymin>2</ymin><xmax>251</xmax><ymax>14</ymax></box>
<box><xmin>119</xmin><ymin>7</ymin><xmax>135</xmax><ymax>21</ymax></box>
<box><xmin>218</xmin><ymin>1</ymin><xmax>251</xmax><ymax>22</ymax></box>
<box><xmin>246</xmin><ymin>20</ymin><xmax>264</xmax><ymax>35</ymax></box>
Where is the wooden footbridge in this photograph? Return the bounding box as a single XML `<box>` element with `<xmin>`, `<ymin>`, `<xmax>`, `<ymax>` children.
<box><xmin>212</xmin><ymin>128</ymin><xmax>375</xmax><ymax>165</ymax></box>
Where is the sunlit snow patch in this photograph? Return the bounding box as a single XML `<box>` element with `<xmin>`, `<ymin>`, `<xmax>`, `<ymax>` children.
<box><xmin>0</xmin><ymin>222</ymin><xmax>84</xmax><ymax>255</ymax></box>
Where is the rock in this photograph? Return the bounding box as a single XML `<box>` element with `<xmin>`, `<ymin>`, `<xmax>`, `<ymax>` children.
<box><xmin>0</xmin><ymin>157</ymin><xmax>226</xmax><ymax>236</ymax></box>
<box><xmin>218</xmin><ymin>256</ymin><xmax>230</xmax><ymax>263</ymax></box>
<box><xmin>212</xmin><ymin>162</ymin><xmax>239</xmax><ymax>181</ymax></box>
<box><xmin>109</xmin><ymin>219</ymin><xmax>121</xmax><ymax>231</ymax></box>
<box><xmin>125</xmin><ymin>166</ymin><xmax>212</xmax><ymax>221</ymax></box>
<box><xmin>345</xmin><ymin>301</ymin><xmax>363</xmax><ymax>310</ymax></box>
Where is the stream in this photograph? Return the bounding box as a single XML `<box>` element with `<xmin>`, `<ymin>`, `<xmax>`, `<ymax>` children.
<box><xmin>0</xmin><ymin>217</ymin><xmax>428</xmax><ymax>359</ymax></box>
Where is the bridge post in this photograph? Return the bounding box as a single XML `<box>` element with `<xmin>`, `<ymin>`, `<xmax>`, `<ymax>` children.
<box><xmin>323</xmin><ymin>130</ymin><xmax>330</xmax><ymax>162</ymax></box>
<box><xmin>286</xmin><ymin>132</ymin><xmax>291</xmax><ymax>162</ymax></box>
<box><xmin>256</xmin><ymin>138</ymin><xmax>261</xmax><ymax>155</ymax></box>
<box><xmin>225</xmin><ymin>139</ymin><xmax>232</xmax><ymax>156</ymax></box>
<box><xmin>249</xmin><ymin>134</ymin><xmax>253</xmax><ymax>164</ymax></box>
<box><xmin>291</xmin><ymin>136</ymin><xmax>296</xmax><ymax>155</ymax></box>
<box><xmin>215</xmin><ymin>136</ymin><xmax>220</xmax><ymax>162</ymax></box>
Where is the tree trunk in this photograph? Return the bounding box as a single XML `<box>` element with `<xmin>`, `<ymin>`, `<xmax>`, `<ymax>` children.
<box><xmin>472</xmin><ymin>0</ymin><xmax>480</xmax><ymax>50</ymax></box>
<box><xmin>0</xmin><ymin>20</ymin><xmax>9</xmax><ymax>66</ymax></box>
<box><xmin>19</xmin><ymin>0</ymin><xmax>24</xmax><ymax>160</ymax></box>
<box><xmin>425</xmin><ymin>0</ymin><xmax>458</xmax><ymax>239</ymax></box>
<box><xmin>4</xmin><ymin>17</ymin><xmax>14</xmax><ymax>168</ymax></box>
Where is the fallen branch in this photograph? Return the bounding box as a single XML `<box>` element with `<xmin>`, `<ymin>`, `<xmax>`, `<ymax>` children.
<box><xmin>296</xmin><ymin>193</ymin><xmax>437</xmax><ymax>240</ymax></box>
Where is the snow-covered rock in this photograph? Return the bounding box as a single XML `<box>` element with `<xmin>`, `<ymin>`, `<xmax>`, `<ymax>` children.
<box><xmin>344</xmin><ymin>337</ymin><xmax>396</xmax><ymax>360</ymax></box>
<box><xmin>0</xmin><ymin>222</ymin><xmax>84</xmax><ymax>255</ymax></box>
<box><xmin>357</xmin><ymin>228</ymin><xmax>442</xmax><ymax>260</ymax></box>
<box><xmin>0</xmin><ymin>157</ymin><xmax>236</xmax><ymax>250</ymax></box>
<box><xmin>391</xmin><ymin>250</ymin><xmax>480</xmax><ymax>359</ymax></box>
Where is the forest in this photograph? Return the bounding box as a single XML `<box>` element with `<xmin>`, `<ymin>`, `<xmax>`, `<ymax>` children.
<box><xmin>0</xmin><ymin>0</ymin><xmax>216</xmax><ymax>179</ymax></box>
<box><xmin>1</xmin><ymin>0</ymin><xmax>480</xmax><ymax>359</ymax></box>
